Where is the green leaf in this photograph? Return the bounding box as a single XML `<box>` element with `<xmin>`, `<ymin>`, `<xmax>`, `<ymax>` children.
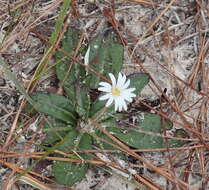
<box><xmin>78</xmin><ymin>133</ymin><xmax>92</xmax><ymax>148</ymax></box>
<box><xmin>49</xmin><ymin>0</ymin><xmax>72</xmax><ymax>46</ymax></box>
<box><xmin>128</xmin><ymin>73</ymin><xmax>150</xmax><ymax>94</ymax></box>
<box><xmin>85</xmin><ymin>36</ymin><xmax>106</xmax><ymax>88</ymax></box>
<box><xmin>56</xmin><ymin>129</ymin><xmax>78</xmax><ymax>151</ymax></box>
<box><xmin>89</xmin><ymin>100</ymin><xmax>113</xmax><ymax>118</ymax></box>
<box><xmin>94</xmin><ymin>129</ymin><xmax>116</xmax><ymax>150</ymax></box>
<box><xmin>55</xmin><ymin>28</ymin><xmax>85</xmax><ymax>103</ymax></box>
<box><xmin>94</xmin><ymin>129</ymin><xmax>128</xmax><ymax>159</ymax></box>
<box><xmin>89</xmin><ymin>100</ymin><xmax>105</xmax><ymax>118</ymax></box>
<box><xmin>106</xmin><ymin>113</ymin><xmax>185</xmax><ymax>149</ymax></box>
<box><xmin>55</xmin><ymin>28</ymin><xmax>92</xmax><ymax>117</ymax></box>
<box><xmin>56</xmin><ymin>130</ymin><xmax>92</xmax><ymax>151</ymax></box>
<box><xmin>86</xmin><ymin>32</ymin><xmax>123</xmax><ymax>88</ymax></box>
<box><xmin>52</xmin><ymin>130</ymin><xmax>92</xmax><ymax>186</ymax></box>
<box><xmin>89</xmin><ymin>99</ymin><xmax>117</xmax><ymax>125</ymax></box>
<box><xmin>52</xmin><ymin>161</ymin><xmax>87</xmax><ymax>187</ymax></box>
<box><xmin>43</xmin><ymin>119</ymin><xmax>73</xmax><ymax>145</ymax></box>
<box><xmin>56</xmin><ymin>130</ymin><xmax>92</xmax><ymax>158</ymax></box>
<box><xmin>75</xmin><ymin>85</ymin><xmax>90</xmax><ymax>118</ymax></box>
<box><xmin>31</xmin><ymin>93</ymin><xmax>78</xmax><ymax>124</ymax></box>
<box><xmin>137</xmin><ymin>113</ymin><xmax>162</xmax><ymax>132</ymax></box>
<box><xmin>104</xmin><ymin>35</ymin><xmax>123</xmax><ymax>75</ymax></box>
<box><xmin>107</xmin><ymin>127</ymin><xmax>163</xmax><ymax>149</ymax></box>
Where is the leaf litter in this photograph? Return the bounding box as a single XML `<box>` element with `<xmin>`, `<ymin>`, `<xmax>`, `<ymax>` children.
<box><xmin>0</xmin><ymin>0</ymin><xmax>209</xmax><ymax>190</ymax></box>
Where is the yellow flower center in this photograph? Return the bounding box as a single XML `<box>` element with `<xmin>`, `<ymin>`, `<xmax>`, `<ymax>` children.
<box><xmin>111</xmin><ymin>88</ymin><xmax>121</xmax><ymax>96</ymax></box>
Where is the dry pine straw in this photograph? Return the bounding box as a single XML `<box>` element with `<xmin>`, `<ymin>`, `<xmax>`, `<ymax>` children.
<box><xmin>0</xmin><ymin>0</ymin><xmax>209</xmax><ymax>190</ymax></box>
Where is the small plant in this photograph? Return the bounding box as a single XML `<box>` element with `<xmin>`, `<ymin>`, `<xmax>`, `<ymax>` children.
<box><xmin>29</xmin><ymin>28</ymin><xmax>185</xmax><ymax>186</ymax></box>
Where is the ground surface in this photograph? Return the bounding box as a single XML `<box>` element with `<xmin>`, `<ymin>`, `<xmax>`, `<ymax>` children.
<box><xmin>0</xmin><ymin>0</ymin><xmax>209</xmax><ymax>190</ymax></box>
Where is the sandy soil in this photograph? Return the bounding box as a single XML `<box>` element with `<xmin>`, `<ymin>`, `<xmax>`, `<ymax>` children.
<box><xmin>0</xmin><ymin>0</ymin><xmax>209</xmax><ymax>189</ymax></box>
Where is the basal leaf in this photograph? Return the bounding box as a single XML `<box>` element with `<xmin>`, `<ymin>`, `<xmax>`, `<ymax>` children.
<box><xmin>56</xmin><ymin>130</ymin><xmax>92</xmax><ymax>159</ymax></box>
<box><xmin>137</xmin><ymin>113</ymin><xmax>162</xmax><ymax>132</ymax></box>
<box><xmin>56</xmin><ymin>60</ymin><xmax>77</xmax><ymax>103</ymax></box>
<box><xmin>106</xmin><ymin>113</ymin><xmax>185</xmax><ymax>149</ymax></box>
<box><xmin>104</xmin><ymin>36</ymin><xmax>123</xmax><ymax>75</ymax></box>
<box><xmin>56</xmin><ymin>129</ymin><xmax>78</xmax><ymax>151</ymax></box>
<box><xmin>75</xmin><ymin>85</ymin><xmax>90</xmax><ymax>118</ymax></box>
<box><xmin>89</xmin><ymin>100</ymin><xmax>105</xmax><ymax>118</ymax></box>
<box><xmin>31</xmin><ymin>93</ymin><xmax>78</xmax><ymax>124</ymax></box>
<box><xmin>86</xmin><ymin>35</ymin><xmax>106</xmax><ymax>88</ymax></box>
<box><xmin>94</xmin><ymin>129</ymin><xmax>116</xmax><ymax>150</ymax></box>
<box><xmin>86</xmin><ymin>32</ymin><xmax>123</xmax><ymax>89</ymax></box>
<box><xmin>49</xmin><ymin>0</ymin><xmax>72</xmax><ymax>46</ymax></box>
<box><xmin>52</xmin><ymin>130</ymin><xmax>92</xmax><ymax>186</ymax></box>
<box><xmin>55</xmin><ymin>28</ymin><xmax>90</xmax><ymax>111</ymax></box>
<box><xmin>52</xmin><ymin>161</ymin><xmax>87</xmax><ymax>186</ymax></box>
<box><xmin>128</xmin><ymin>73</ymin><xmax>150</xmax><ymax>94</ymax></box>
<box><xmin>56</xmin><ymin>130</ymin><xmax>92</xmax><ymax>152</ymax></box>
<box><xmin>55</xmin><ymin>28</ymin><xmax>85</xmax><ymax>103</ymax></box>
<box><xmin>88</xmin><ymin>98</ymin><xmax>119</xmax><ymax>127</ymax></box>
<box><xmin>43</xmin><ymin>118</ymin><xmax>73</xmax><ymax>145</ymax></box>
<box><xmin>107</xmin><ymin>127</ymin><xmax>164</xmax><ymax>149</ymax></box>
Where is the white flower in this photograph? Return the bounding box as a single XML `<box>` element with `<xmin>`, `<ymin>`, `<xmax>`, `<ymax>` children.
<box><xmin>98</xmin><ymin>72</ymin><xmax>136</xmax><ymax>111</ymax></box>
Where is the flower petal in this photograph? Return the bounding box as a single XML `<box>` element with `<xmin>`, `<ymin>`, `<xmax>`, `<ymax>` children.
<box><xmin>123</xmin><ymin>96</ymin><xmax>133</xmax><ymax>102</ymax></box>
<box><xmin>116</xmin><ymin>73</ymin><xmax>125</xmax><ymax>89</ymax></box>
<box><xmin>118</xmin><ymin>101</ymin><xmax>123</xmax><ymax>111</ymax></box>
<box><xmin>117</xmin><ymin>72</ymin><xmax>123</xmax><ymax>84</ymax></box>
<box><xmin>114</xmin><ymin>97</ymin><xmax>121</xmax><ymax>111</ymax></box>
<box><xmin>122</xmin><ymin>79</ymin><xmax>130</xmax><ymax>89</ymax></box>
<box><xmin>122</xmin><ymin>88</ymin><xmax>136</xmax><ymax>96</ymax></box>
<box><xmin>123</xmin><ymin>91</ymin><xmax>136</xmax><ymax>98</ymax></box>
<box><xmin>118</xmin><ymin>97</ymin><xmax>127</xmax><ymax>111</ymax></box>
<box><xmin>123</xmin><ymin>88</ymin><xmax>136</xmax><ymax>95</ymax></box>
<box><xmin>109</xmin><ymin>73</ymin><xmax>116</xmax><ymax>87</ymax></box>
<box><xmin>106</xmin><ymin>97</ymin><xmax>113</xmax><ymax>107</ymax></box>
<box><xmin>99</xmin><ymin>94</ymin><xmax>111</xmax><ymax>100</ymax></box>
<box><xmin>121</xmin><ymin>98</ymin><xmax>127</xmax><ymax>110</ymax></box>
<box><xmin>114</xmin><ymin>99</ymin><xmax>119</xmax><ymax>111</ymax></box>
<box><xmin>99</xmin><ymin>82</ymin><xmax>112</xmax><ymax>89</ymax></box>
<box><xmin>98</xmin><ymin>86</ymin><xmax>111</xmax><ymax>92</ymax></box>
<box><xmin>121</xmin><ymin>90</ymin><xmax>136</xmax><ymax>102</ymax></box>
<box><xmin>128</xmin><ymin>88</ymin><xmax>136</xmax><ymax>92</ymax></box>
<box><xmin>98</xmin><ymin>82</ymin><xmax>112</xmax><ymax>92</ymax></box>
<box><xmin>84</xmin><ymin>46</ymin><xmax>90</xmax><ymax>66</ymax></box>
<box><xmin>121</xmin><ymin>73</ymin><xmax>127</xmax><ymax>85</ymax></box>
